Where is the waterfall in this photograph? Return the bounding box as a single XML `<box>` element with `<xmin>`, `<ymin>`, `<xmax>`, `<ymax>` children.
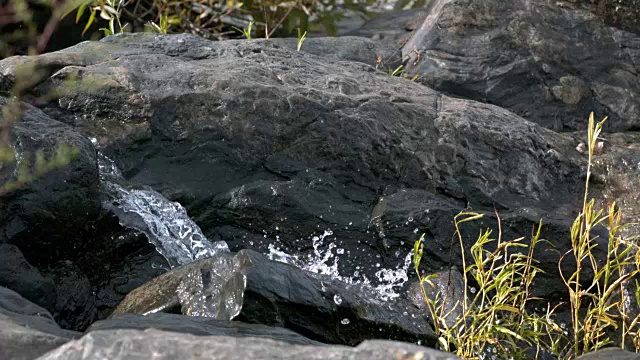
<box><xmin>97</xmin><ymin>153</ymin><xmax>230</xmax><ymax>268</ymax></box>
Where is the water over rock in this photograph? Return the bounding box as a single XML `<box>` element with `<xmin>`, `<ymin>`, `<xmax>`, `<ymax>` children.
<box><xmin>0</xmin><ymin>32</ymin><xmax>607</xmax><ymax>305</ymax></box>
<box><xmin>113</xmin><ymin>249</ymin><xmax>436</xmax><ymax>346</ymax></box>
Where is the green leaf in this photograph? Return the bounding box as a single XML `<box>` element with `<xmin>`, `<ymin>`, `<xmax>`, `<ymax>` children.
<box><xmin>82</xmin><ymin>10</ymin><xmax>96</xmax><ymax>37</ymax></box>
<box><xmin>76</xmin><ymin>2</ymin><xmax>88</xmax><ymax>24</ymax></box>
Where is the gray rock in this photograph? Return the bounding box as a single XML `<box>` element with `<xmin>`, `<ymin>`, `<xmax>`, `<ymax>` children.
<box><xmin>408</xmin><ymin>267</ymin><xmax>465</xmax><ymax>329</ymax></box>
<box><xmin>113</xmin><ymin>249</ymin><xmax>436</xmax><ymax>346</ymax></box>
<box><xmin>401</xmin><ymin>0</ymin><xmax>640</xmax><ymax>131</ymax></box>
<box><xmin>0</xmin><ymin>97</ymin><xmax>100</xmax><ymax>261</ymax></box>
<box><xmin>36</xmin><ymin>329</ymin><xmax>460</xmax><ymax>360</ymax></box>
<box><xmin>88</xmin><ymin>312</ymin><xmax>322</xmax><ymax>345</ymax></box>
<box><xmin>0</xmin><ymin>244</ymin><xmax>57</xmax><ymax>313</ymax></box>
<box><xmin>42</xmin><ymin>261</ymin><xmax>96</xmax><ymax>331</ymax></box>
<box><xmin>576</xmin><ymin>348</ymin><xmax>640</xmax><ymax>360</ymax></box>
<box><xmin>0</xmin><ymin>33</ymin><xmax>606</xmax><ymax>308</ymax></box>
<box><xmin>0</xmin><ymin>286</ymin><xmax>79</xmax><ymax>360</ymax></box>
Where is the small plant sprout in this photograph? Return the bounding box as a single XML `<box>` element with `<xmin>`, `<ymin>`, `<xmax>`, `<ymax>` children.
<box><xmin>70</xmin><ymin>0</ymin><xmax>128</xmax><ymax>37</ymax></box>
<box><xmin>233</xmin><ymin>21</ymin><xmax>254</xmax><ymax>40</ymax></box>
<box><xmin>389</xmin><ymin>64</ymin><xmax>405</xmax><ymax>77</ymax></box>
<box><xmin>297</xmin><ymin>28</ymin><xmax>307</xmax><ymax>51</ymax></box>
<box><xmin>146</xmin><ymin>14</ymin><xmax>176</xmax><ymax>34</ymax></box>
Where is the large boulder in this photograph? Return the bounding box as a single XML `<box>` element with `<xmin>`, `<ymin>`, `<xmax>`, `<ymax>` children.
<box><xmin>88</xmin><ymin>312</ymin><xmax>323</xmax><ymax>345</ymax></box>
<box><xmin>401</xmin><ymin>0</ymin><xmax>640</xmax><ymax>132</ymax></box>
<box><xmin>0</xmin><ymin>33</ymin><xmax>600</xmax><ymax>302</ymax></box>
<box><xmin>113</xmin><ymin>249</ymin><xmax>436</xmax><ymax>346</ymax></box>
<box><xmin>0</xmin><ymin>97</ymin><xmax>101</xmax><ymax>261</ymax></box>
<box><xmin>36</xmin><ymin>329</ymin><xmax>460</xmax><ymax>360</ymax></box>
<box><xmin>0</xmin><ymin>286</ymin><xmax>79</xmax><ymax>360</ymax></box>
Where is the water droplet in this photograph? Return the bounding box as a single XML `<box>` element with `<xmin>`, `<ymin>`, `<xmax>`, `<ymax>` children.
<box><xmin>341</xmin><ymin>318</ymin><xmax>350</xmax><ymax>325</ymax></box>
<box><xmin>333</xmin><ymin>294</ymin><xmax>342</xmax><ymax>305</ymax></box>
<box><xmin>408</xmin><ymin>216</ymin><xmax>414</xmax><ymax>222</ymax></box>
<box><xmin>470</xmin><ymin>286</ymin><xmax>477</xmax><ymax>294</ymax></box>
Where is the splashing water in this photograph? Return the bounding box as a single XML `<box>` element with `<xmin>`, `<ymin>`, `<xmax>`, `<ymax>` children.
<box><xmin>267</xmin><ymin>229</ymin><xmax>413</xmax><ymax>301</ymax></box>
<box><xmin>97</xmin><ymin>152</ymin><xmax>411</xmax><ymax>302</ymax></box>
<box><xmin>98</xmin><ymin>153</ymin><xmax>229</xmax><ymax>268</ymax></box>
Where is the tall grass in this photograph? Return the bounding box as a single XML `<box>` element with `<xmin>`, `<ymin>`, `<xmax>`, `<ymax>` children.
<box><xmin>413</xmin><ymin>113</ymin><xmax>640</xmax><ymax>359</ymax></box>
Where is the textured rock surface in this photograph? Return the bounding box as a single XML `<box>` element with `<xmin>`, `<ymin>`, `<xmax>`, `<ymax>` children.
<box><xmin>36</xmin><ymin>329</ymin><xmax>460</xmax><ymax>360</ymax></box>
<box><xmin>0</xmin><ymin>286</ymin><xmax>78</xmax><ymax>360</ymax></box>
<box><xmin>88</xmin><ymin>312</ymin><xmax>323</xmax><ymax>345</ymax></box>
<box><xmin>0</xmin><ymin>244</ymin><xmax>57</xmax><ymax>313</ymax></box>
<box><xmin>113</xmin><ymin>249</ymin><xmax>436</xmax><ymax>346</ymax></box>
<box><xmin>401</xmin><ymin>0</ymin><xmax>640</xmax><ymax>132</ymax></box>
<box><xmin>0</xmin><ymin>33</ymin><xmax>601</xmax><ymax>302</ymax></box>
<box><xmin>0</xmin><ymin>97</ymin><xmax>100</xmax><ymax>260</ymax></box>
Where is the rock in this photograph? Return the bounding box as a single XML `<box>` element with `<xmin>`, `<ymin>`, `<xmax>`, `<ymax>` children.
<box><xmin>401</xmin><ymin>0</ymin><xmax>640</xmax><ymax>132</ymax></box>
<box><xmin>79</xmin><ymin>212</ymin><xmax>171</xmax><ymax>320</ymax></box>
<box><xmin>346</xmin><ymin>9</ymin><xmax>429</xmax><ymax>50</ymax></box>
<box><xmin>576</xmin><ymin>348</ymin><xmax>640</xmax><ymax>360</ymax></box>
<box><xmin>36</xmin><ymin>329</ymin><xmax>460</xmax><ymax>360</ymax></box>
<box><xmin>408</xmin><ymin>267</ymin><xmax>465</xmax><ymax>329</ymax></box>
<box><xmin>0</xmin><ymin>286</ymin><xmax>79</xmax><ymax>360</ymax></box>
<box><xmin>113</xmin><ymin>249</ymin><xmax>437</xmax><ymax>346</ymax></box>
<box><xmin>0</xmin><ymin>33</ymin><xmax>605</xmax><ymax>308</ymax></box>
<box><xmin>568</xmin><ymin>0</ymin><xmax>640</xmax><ymax>35</ymax></box>
<box><xmin>0</xmin><ymin>97</ymin><xmax>101</xmax><ymax>262</ymax></box>
<box><xmin>41</xmin><ymin>261</ymin><xmax>96</xmax><ymax>331</ymax></box>
<box><xmin>0</xmin><ymin>244</ymin><xmax>57</xmax><ymax>313</ymax></box>
<box><xmin>88</xmin><ymin>312</ymin><xmax>323</xmax><ymax>345</ymax></box>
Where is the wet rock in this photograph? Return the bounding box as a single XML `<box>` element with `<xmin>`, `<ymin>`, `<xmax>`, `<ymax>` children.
<box><xmin>401</xmin><ymin>0</ymin><xmax>640</xmax><ymax>131</ymax></box>
<box><xmin>0</xmin><ymin>33</ymin><xmax>602</xmax><ymax>308</ymax></box>
<box><xmin>0</xmin><ymin>97</ymin><xmax>101</xmax><ymax>262</ymax></box>
<box><xmin>88</xmin><ymin>312</ymin><xmax>323</xmax><ymax>345</ymax></box>
<box><xmin>113</xmin><ymin>249</ymin><xmax>436</xmax><ymax>346</ymax></box>
<box><xmin>0</xmin><ymin>286</ymin><xmax>79</xmax><ymax>360</ymax></box>
<box><xmin>37</xmin><ymin>329</ymin><xmax>460</xmax><ymax>360</ymax></box>
<box><xmin>408</xmin><ymin>267</ymin><xmax>465</xmax><ymax>329</ymax></box>
<box><xmin>0</xmin><ymin>244</ymin><xmax>57</xmax><ymax>313</ymax></box>
<box><xmin>41</xmin><ymin>261</ymin><xmax>95</xmax><ymax>331</ymax></box>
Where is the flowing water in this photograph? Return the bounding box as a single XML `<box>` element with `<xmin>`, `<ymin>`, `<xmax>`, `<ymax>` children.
<box><xmin>98</xmin><ymin>152</ymin><xmax>412</xmax><ymax>303</ymax></box>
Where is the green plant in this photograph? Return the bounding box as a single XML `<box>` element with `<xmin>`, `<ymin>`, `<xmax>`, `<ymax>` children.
<box><xmin>413</xmin><ymin>112</ymin><xmax>640</xmax><ymax>359</ymax></box>
<box><xmin>233</xmin><ymin>20</ymin><xmax>254</xmax><ymax>39</ymax></box>
<box><xmin>559</xmin><ymin>112</ymin><xmax>640</xmax><ymax>356</ymax></box>
<box><xmin>145</xmin><ymin>14</ymin><xmax>179</xmax><ymax>34</ymax></box>
<box><xmin>296</xmin><ymin>27</ymin><xmax>307</xmax><ymax>51</ymax></box>
<box><xmin>65</xmin><ymin>0</ymin><xmax>128</xmax><ymax>36</ymax></box>
<box><xmin>388</xmin><ymin>64</ymin><xmax>405</xmax><ymax>77</ymax></box>
<box><xmin>414</xmin><ymin>212</ymin><xmax>562</xmax><ymax>359</ymax></box>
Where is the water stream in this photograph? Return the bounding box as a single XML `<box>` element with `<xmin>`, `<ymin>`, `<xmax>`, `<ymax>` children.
<box><xmin>98</xmin><ymin>152</ymin><xmax>412</xmax><ymax>302</ymax></box>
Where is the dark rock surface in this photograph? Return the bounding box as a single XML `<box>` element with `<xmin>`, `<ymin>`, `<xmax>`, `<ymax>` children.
<box><xmin>0</xmin><ymin>97</ymin><xmax>101</xmax><ymax>261</ymax></box>
<box><xmin>401</xmin><ymin>0</ymin><xmax>640</xmax><ymax>132</ymax></box>
<box><xmin>0</xmin><ymin>32</ymin><xmax>605</xmax><ymax>303</ymax></box>
<box><xmin>408</xmin><ymin>267</ymin><xmax>465</xmax><ymax>328</ymax></box>
<box><xmin>41</xmin><ymin>261</ymin><xmax>96</xmax><ymax>331</ymax></box>
<box><xmin>0</xmin><ymin>244</ymin><xmax>57</xmax><ymax>313</ymax></box>
<box><xmin>113</xmin><ymin>249</ymin><xmax>436</xmax><ymax>346</ymax></box>
<box><xmin>88</xmin><ymin>312</ymin><xmax>323</xmax><ymax>345</ymax></box>
<box><xmin>0</xmin><ymin>286</ymin><xmax>78</xmax><ymax>360</ymax></box>
<box><xmin>36</xmin><ymin>329</ymin><xmax>460</xmax><ymax>360</ymax></box>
